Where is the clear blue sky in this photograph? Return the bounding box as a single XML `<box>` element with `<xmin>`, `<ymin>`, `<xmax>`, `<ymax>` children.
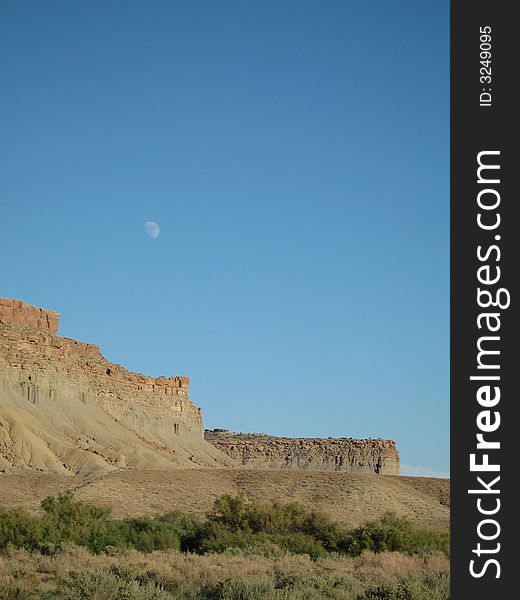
<box><xmin>0</xmin><ymin>1</ymin><xmax>449</xmax><ymax>476</ymax></box>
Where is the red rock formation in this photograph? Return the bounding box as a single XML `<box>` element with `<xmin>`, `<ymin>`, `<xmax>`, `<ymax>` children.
<box><xmin>0</xmin><ymin>298</ymin><xmax>59</xmax><ymax>336</ymax></box>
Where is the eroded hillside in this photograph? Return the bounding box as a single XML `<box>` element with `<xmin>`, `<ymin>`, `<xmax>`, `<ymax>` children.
<box><xmin>0</xmin><ymin>298</ymin><xmax>232</xmax><ymax>474</ymax></box>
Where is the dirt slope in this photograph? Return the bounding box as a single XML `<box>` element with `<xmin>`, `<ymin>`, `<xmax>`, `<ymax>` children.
<box><xmin>0</xmin><ymin>470</ymin><xmax>449</xmax><ymax>531</ymax></box>
<box><xmin>0</xmin><ymin>379</ymin><xmax>232</xmax><ymax>475</ymax></box>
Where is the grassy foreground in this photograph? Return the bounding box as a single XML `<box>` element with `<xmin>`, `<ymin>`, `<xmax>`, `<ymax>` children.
<box><xmin>0</xmin><ymin>493</ymin><xmax>450</xmax><ymax>599</ymax></box>
<box><xmin>0</xmin><ymin>545</ymin><xmax>449</xmax><ymax>600</ymax></box>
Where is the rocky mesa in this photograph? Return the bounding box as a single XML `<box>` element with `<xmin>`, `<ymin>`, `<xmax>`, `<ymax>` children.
<box><xmin>205</xmin><ymin>430</ymin><xmax>400</xmax><ymax>475</ymax></box>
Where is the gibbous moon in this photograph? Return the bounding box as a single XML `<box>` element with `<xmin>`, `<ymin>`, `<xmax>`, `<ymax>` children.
<box><xmin>144</xmin><ymin>221</ymin><xmax>160</xmax><ymax>239</ymax></box>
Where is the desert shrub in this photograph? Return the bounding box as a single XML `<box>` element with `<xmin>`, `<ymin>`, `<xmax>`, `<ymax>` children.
<box><xmin>273</xmin><ymin>573</ymin><xmax>367</xmax><ymax>600</ymax></box>
<box><xmin>0</xmin><ymin>543</ymin><xmax>450</xmax><ymax>600</ymax></box>
<box><xmin>211</xmin><ymin>573</ymin><xmax>370</xmax><ymax>600</ymax></box>
<box><xmin>357</xmin><ymin>570</ymin><xmax>450</xmax><ymax>600</ymax></box>
<box><xmin>54</xmin><ymin>569</ymin><xmax>174</xmax><ymax>600</ymax></box>
<box><xmin>212</xmin><ymin>579</ymin><xmax>279</xmax><ymax>600</ymax></box>
<box><xmin>0</xmin><ymin>579</ymin><xmax>34</xmax><ymax>600</ymax></box>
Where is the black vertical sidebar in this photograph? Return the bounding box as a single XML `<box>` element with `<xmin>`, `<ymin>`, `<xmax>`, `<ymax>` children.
<box><xmin>451</xmin><ymin>1</ymin><xmax>517</xmax><ymax>598</ymax></box>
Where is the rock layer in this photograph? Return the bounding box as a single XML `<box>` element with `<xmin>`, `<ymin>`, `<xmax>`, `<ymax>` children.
<box><xmin>0</xmin><ymin>298</ymin><xmax>233</xmax><ymax>475</ymax></box>
<box><xmin>205</xmin><ymin>430</ymin><xmax>400</xmax><ymax>475</ymax></box>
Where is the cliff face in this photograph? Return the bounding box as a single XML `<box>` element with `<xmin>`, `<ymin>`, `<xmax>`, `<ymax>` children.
<box><xmin>0</xmin><ymin>299</ymin><xmax>60</xmax><ymax>335</ymax></box>
<box><xmin>0</xmin><ymin>298</ymin><xmax>233</xmax><ymax>475</ymax></box>
<box><xmin>205</xmin><ymin>430</ymin><xmax>400</xmax><ymax>476</ymax></box>
<box><xmin>0</xmin><ymin>298</ymin><xmax>401</xmax><ymax>477</ymax></box>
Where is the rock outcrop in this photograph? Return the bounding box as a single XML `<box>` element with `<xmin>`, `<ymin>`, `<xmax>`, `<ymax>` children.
<box><xmin>0</xmin><ymin>298</ymin><xmax>233</xmax><ymax>475</ymax></box>
<box><xmin>0</xmin><ymin>298</ymin><xmax>402</xmax><ymax>478</ymax></box>
<box><xmin>205</xmin><ymin>430</ymin><xmax>400</xmax><ymax>475</ymax></box>
<box><xmin>0</xmin><ymin>299</ymin><xmax>60</xmax><ymax>335</ymax></box>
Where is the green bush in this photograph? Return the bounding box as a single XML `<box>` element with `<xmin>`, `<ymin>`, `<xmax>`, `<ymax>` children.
<box><xmin>213</xmin><ymin>579</ymin><xmax>279</xmax><ymax>600</ymax></box>
<box><xmin>190</xmin><ymin>495</ymin><xmax>447</xmax><ymax>559</ymax></box>
<box><xmin>210</xmin><ymin>494</ymin><xmax>344</xmax><ymax>546</ymax></box>
<box><xmin>0</xmin><ymin>494</ymin><xmax>197</xmax><ymax>554</ymax></box>
<box><xmin>340</xmin><ymin>514</ymin><xmax>449</xmax><ymax>557</ymax></box>
<box><xmin>0</xmin><ymin>492</ymin><xmax>449</xmax><ymax>560</ymax></box>
<box><xmin>268</xmin><ymin>533</ymin><xmax>327</xmax><ymax>560</ymax></box>
<box><xmin>0</xmin><ymin>507</ymin><xmax>44</xmax><ymax>552</ymax></box>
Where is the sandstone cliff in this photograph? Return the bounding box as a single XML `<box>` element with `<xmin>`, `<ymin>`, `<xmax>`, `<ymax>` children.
<box><xmin>1</xmin><ymin>298</ymin><xmax>402</xmax><ymax>478</ymax></box>
<box><xmin>0</xmin><ymin>298</ymin><xmax>233</xmax><ymax>475</ymax></box>
<box><xmin>205</xmin><ymin>430</ymin><xmax>400</xmax><ymax>475</ymax></box>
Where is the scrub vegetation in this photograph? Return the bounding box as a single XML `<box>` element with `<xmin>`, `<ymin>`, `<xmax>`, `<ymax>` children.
<box><xmin>0</xmin><ymin>493</ymin><xmax>450</xmax><ymax>599</ymax></box>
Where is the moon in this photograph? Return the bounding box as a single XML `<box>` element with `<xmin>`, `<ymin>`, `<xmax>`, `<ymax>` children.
<box><xmin>144</xmin><ymin>221</ymin><xmax>160</xmax><ymax>239</ymax></box>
